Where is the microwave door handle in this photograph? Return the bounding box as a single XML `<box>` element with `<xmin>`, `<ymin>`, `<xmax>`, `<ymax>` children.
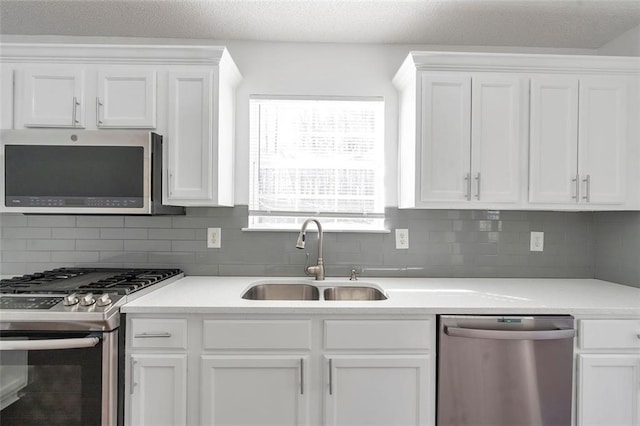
<box><xmin>0</xmin><ymin>336</ymin><xmax>100</xmax><ymax>351</ymax></box>
<box><xmin>444</xmin><ymin>326</ymin><xmax>575</xmax><ymax>341</ymax></box>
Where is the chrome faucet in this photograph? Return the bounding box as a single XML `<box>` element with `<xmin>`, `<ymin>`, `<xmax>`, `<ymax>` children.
<box><xmin>295</xmin><ymin>218</ymin><xmax>325</xmax><ymax>280</ymax></box>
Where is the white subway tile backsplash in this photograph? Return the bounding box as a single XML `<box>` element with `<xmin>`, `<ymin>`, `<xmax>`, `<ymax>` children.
<box><xmin>1</xmin><ymin>207</ymin><xmax>637</xmax><ymax>287</ymax></box>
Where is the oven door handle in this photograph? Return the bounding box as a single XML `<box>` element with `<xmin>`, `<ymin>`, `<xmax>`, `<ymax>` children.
<box><xmin>0</xmin><ymin>336</ymin><xmax>100</xmax><ymax>351</ymax></box>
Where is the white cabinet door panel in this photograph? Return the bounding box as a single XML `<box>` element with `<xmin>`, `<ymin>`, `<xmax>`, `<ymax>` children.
<box><xmin>130</xmin><ymin>354</ymin><xmax>187</xmax><ymax>426</ymax></box>
<box><xmin>18</xmin><ymin>67</ymin><xmax>84</xmax><ymax>128</ymax></box>
<box><xmin>420</xmin><ymin>74</ymin><xmax>471</xmax><ymax>202</ymax></box>
<box><xmin>578</xmin><ymin>354</ymin><xmax>640</xmax><ymax>426</ymax></box>
<box><xmin>167</xmin><ymin>70</ymin><xmax>214</xmax><ymax>202</ymax></box>
<box><xmin>529</xmin><ymin>76</ymin><xmax>579</xmax><ymax>204</ymax></box>
<box><xmin>471</xmin><ymin>75</ymin><xmax>523</xmax><ymax>203</ymax></box>
<box><xmin>201</xmin><ymin>356</ymin><xmax>308</xmax><ymax>426</ymax></box>
<box><xmin>325</xmin><ymin>355</ymin><xmax>430</xmax><ymax>426</ymax></box>
<box><xmin>578</xmin><ymin>76</ymin><xmax>627</xmax><ymax>204</ymax></box>
<box><xmin>97</xmin><ymin>69</ymin><xmax>157</xmax><ymax>128</ymax></box>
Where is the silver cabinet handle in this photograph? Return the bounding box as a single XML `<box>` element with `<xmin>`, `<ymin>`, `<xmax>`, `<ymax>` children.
<box><xmin>130</xmin><ymin>358</ymin><xmax>137</xmax><ymax>395</ymax></box>
<box><xmin>328</xmin><ymin>358</ymin><xmax>333</xmax><ymax>395</ymax></box>
<box><xmin>464</xmin><ymin>173</ymin><xmax>471</xmax><ymax>201</ymax></box>
<box><xmin>582</xmin><ymin>174</ymin><xmax>591</xmax><ymax>203</ymax></box>
<box><xmin>96</xmin><ymin>97</ymin><xmax>103</xmax><ymax>126</ymax></box>
<box><xmin>571</xmin><ymin>174</ymin><xmax>580</xmax><ymax>201</ymax></box>
<box><xmin>445</xmin><ymin>326</ymin><xmax>575</xmax><ymax>340</ymax></box>
<box><xmin>300</xmin><ymin>358</ymin><xmax>304</xmax><ymax>395</ymax></box>
<box><xmin>72</xmin><ymin>96</ymin><xmax>79</xmax><ymax>125</ymax></box>
<box><xmin>474</xmin><ymin>173</ymin><xmax>481</xmax><ymax>200</ymax></box>
<box><xmin>133</xmin><ymin>332</ymin><xmax>172</xmax><ymax>338</ymax></box>
<box><xmin>0</xmin><ymin>336</ymin><xmax>99</xmax><ymax>351</ymax></box>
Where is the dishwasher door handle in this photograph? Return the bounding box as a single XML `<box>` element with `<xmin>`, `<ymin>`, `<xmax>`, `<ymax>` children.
<box><xmin>445</xmin><ymin>326</ymin><xmax>575</xmax><ymax>340</ymax></box>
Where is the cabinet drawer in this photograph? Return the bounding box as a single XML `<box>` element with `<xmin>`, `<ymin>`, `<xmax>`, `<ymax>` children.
<box><xmin>580</xmin><ymin>320</ymin><xmax>640</xmax><ymax>350</ymax></box>
<box><xmin>325</xmin><ymin>320</ymin><xmax>431</xmax><ymax>350</ymax></box>
<box><xmin>203</xmin><ymin>320</ymin><xmax>312</xmax><ymax>350</ymax></box>
<box><xmin>130</xmin><ymin>319</ymin><xmax>187</xmax><ymax>349</ymax></box>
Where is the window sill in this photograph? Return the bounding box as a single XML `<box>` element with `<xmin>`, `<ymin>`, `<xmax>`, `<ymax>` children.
<box><xmin>241</xmin><ymin>227</ymin><xmax>391</xmax><ymax>234</ymax></box>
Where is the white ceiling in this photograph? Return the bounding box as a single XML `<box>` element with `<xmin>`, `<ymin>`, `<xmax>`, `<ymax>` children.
<box><xmin>1</xmin><ymin>0</ymin><xmax>639</xmax><ymax>49</ymax></box>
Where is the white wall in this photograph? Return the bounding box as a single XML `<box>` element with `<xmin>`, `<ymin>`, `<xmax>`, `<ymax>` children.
<box><xmin>0</xmin><ymin>35</ymin><xmax>595</xmax><ymax>206</ymax></box>
<box><xmin>598</xmin><ymin>25</ymin><xmax>640</xmax><ymax>56</ymax></box>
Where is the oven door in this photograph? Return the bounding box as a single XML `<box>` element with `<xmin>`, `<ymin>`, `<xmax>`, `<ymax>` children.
<box><xmin>0</xmin><ymin>329</ymin><xmax>117</xmax><ymax>426</ymax></box>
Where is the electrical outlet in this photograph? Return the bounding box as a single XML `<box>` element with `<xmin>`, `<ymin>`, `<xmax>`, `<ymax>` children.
<box><xmin>207</xmin><ymin>228</ymin><xmax>221</xmax><ymax>248</ymax></box>
<box><xmin>395</xmin><ymin>229</ymin><xmax>409</xmax><ymax>249</ymax></box>
<box><xmin>530</xmin><ymin>231</ymin><xmax>544</xmax><ymax>252</ymax></box>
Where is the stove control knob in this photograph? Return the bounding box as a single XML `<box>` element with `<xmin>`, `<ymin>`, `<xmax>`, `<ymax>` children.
<box><xmin>63</xmin><ymin>293</ymin><xmax>79</xmax><ymax>306</ymax></box>
<box><xmin>96</xmin><ymin>294</ymin><xmax>112</xmax><ymax>307</ymax></box>
<box><xmin>80</xmin><ymin>293</ymin><xmax>96</xmax><ymax>307</ymax></box>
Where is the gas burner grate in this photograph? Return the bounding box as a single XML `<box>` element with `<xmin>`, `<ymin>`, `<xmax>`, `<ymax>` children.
<box><xmin>0</xmin><ymin>267</ymin><xmax>183</xmax><ymax>295</ymax></box>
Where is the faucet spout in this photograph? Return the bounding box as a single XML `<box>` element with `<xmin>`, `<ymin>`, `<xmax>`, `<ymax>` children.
<box><xmin>296</xmin><ymin>218</ymin><xmax>324</xmax><ymax>280</ymax></box>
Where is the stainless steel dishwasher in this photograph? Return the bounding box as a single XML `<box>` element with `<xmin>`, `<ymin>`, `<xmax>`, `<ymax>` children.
<box><xmin>437</xmin><ymin>315</ymin><xmax>575</xmax><ymax>426</ymax></box>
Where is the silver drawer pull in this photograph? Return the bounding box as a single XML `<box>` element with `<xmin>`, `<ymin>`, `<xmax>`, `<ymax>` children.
<box><xmin>134</xmin><ymin>332</ymin><xmax>172</xmax><ymax>338</ymax></box>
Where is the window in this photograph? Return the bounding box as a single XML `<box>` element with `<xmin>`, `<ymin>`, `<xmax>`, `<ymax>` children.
<box><xmin>249</xmin><ymin>96</ymin><xmax>385</xmax><ymax>231</ymax></box>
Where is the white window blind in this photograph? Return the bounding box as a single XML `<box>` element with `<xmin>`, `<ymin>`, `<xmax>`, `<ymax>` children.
<box><xmin>249</xmin><ymin>97</ymin><xmax>385</xmax><ymax>230</ymax></box>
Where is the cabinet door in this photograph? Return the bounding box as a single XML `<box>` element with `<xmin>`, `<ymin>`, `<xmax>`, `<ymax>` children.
<box><xmin>97</xmin><ymin>69</ymin><xmax>156</xmax><ymax>128</ymax></box>
<box><xmin>419</xmin><ymin>73</ymin><xmax>471</xmax><ymax>202</ymax></box>
<box><xmin>201</xmin><ymin>356</ymin><xmax>308</xmax><ymax>426</ymax></box>
<box><xmin>1</xmin><ymin>66</ymin><xmax>13</xmax><ymax>129</ymax></box>
<box><xmin>578</xmin><ymin>77</ymin><xmax>627</xmax><ymax>204</ymax></box>
<box><xmin>129</xmin><ymin>354</ymin><xmax>187</xmax><ymax>426</ymax></box>
<box><xmin>529</xmin><ymin>76</ymin><xmax>579</xmax><ymax>204</ymax></box>
<box><xmin>17</xmin><ymin>67</ymin><xmax>84</xmax><ymax>128</ymax></box>
<box><xmin>471</xmin><ymin>75</ymin><xmax>523</xmax><ymax>203</ymax></box>
<box><xmin>577</xmin><ymin>354</ymin><xmax>640</xmax><ymax>426</ymax></box>
<box><xmin>325</xmin><ymin>355</ymin><xmax>430</xmax><ymax>426</ymax></box>
<box><xmin>167</xmin><ymin>69</ymin><xmax>215</xmax><ymax>203</ymax></box>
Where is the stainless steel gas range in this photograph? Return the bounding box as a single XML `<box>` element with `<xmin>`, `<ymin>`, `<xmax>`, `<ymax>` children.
<box><xmin>0</xmin><ymin>267</ymin><xmax>184</xmax><ymax>426</ymax></box>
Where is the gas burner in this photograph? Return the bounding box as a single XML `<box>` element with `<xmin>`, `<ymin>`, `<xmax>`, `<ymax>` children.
<box><xmin>0</xmin><ymin>267</ymin><xmax>183</xmax><ymax>296</ymax></box>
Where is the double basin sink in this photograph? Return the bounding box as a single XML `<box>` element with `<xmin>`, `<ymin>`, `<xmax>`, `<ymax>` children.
<box><xmin>242</xmin><ymin>280</ymin><xmax>387</xmax><ymax>301</ymax></box>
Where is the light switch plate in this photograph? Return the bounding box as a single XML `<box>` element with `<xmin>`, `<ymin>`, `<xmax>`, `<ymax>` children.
<box><xmin>207</xmin><ymin>228</ymin><xmax>221</xmax><ymax>248</ymax></box>
<box><xmin>530</xmin><ymin>231</ymin><xmax>544</xmax><ymax>252</ymax></box>
<box><xmin>395</xmin><ymin>229</ymin><xmax>409</xmax><ymax>249</ymax></box>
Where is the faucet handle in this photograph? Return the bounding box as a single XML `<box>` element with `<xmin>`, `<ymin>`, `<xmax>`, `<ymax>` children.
<box><xmin>303</xmin><ymin>253</ymin><xmax>312</xmax><ymax>277</ymax></box>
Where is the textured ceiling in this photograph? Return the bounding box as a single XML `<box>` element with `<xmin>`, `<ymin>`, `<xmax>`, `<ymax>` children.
<box><xmin>1</xmin><ymin>0</ymin><xmax>639</xmax><ymax>49</ymax></box>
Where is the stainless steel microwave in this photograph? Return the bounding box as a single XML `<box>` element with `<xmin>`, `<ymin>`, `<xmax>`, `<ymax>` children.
<box><xmin>0</xmin><ymin>130</ymin><xmax>184</xmax><ymax>215</ymax></box>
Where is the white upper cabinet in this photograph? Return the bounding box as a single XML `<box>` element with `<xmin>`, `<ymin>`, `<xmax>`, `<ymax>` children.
<box><xmin>529</xmin><ymin>75</ymin><xmax>628</xmax><ymax>206</ymax></box>
<box><xmin>419</xmin><ymin>73</ymin><xmax>471</xmax><ymax>202</ymax></box>
<box><xmin>529</xmin><ymin>76</ymin><xmax>580</xmax><ymax>204</ymax></box>
<box><xmin>17</xmin><ymin>67</ymin><xmax>85</xmax><ymax>128</ymax></box>
<box><xmin>578</xmin><ymin>77</ymin><xmax>627</xmax><ymax>205</ymax></box>
<box><xmin>167</xmin><ymin>69</ymin><xmax>215</xmax><ymax>203</ymax></box>
<box><xmin>470</xmin><ymin>75</ymin><xmax>523</xmax><ymax>204</ymax></box>
<box><xmin>397</xmin><ymin>65</ymin><xmax>525</xmax><ymax>208</ymax></box>
<box><xmin>165</xmin><ymin>50</ymin><xmax>241</xmax><ymax>207</ymax></box>
<box><xmin>1</xmin><ymin>43</ymin><xmax>241</xmax><ymax>207</ymax></box>
<box><xmin>97</xmin><ymin>69</ymin><xmax>157</xmax><ymax>128</ymax></box>
<box><xmin>394</xmin><ymin>52</ymin><xmax>640</xmax><ymax>211</ymax></box>
<box><xmin>13</xmin><ymin>65</ymin><xmax>157</xmax><ymax>130</ymax></box>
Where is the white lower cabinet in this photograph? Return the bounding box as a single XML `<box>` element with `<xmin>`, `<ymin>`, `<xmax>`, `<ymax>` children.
<box><xmin>126</xmin><ymin>318</ymin><xmax>188</xmax><ymax>426</ymax></box>
<box><xmin>325</xmin><ymin>355</ymin><xmax>430</xmax><ymax>426</ymax></box>
<box><xmin>129</xmin><ymin>354</ymin><xmax>188</xmax><ymax>426</ymax></box>
<box><xmin>125</xmin><ymin>315</ymin><xmax>435</xmax><ymax>426</ymax></box>
<box><xmin>576</xmin><ymin>319</ymin><xmax>640</xmax><ymax>426</ymax></box>
<box><xmin>201</xmin><ymin>356</ymin><xmax>308</xmax><ymax>426</ymax></box>
<box><xmin>578</xmin><ymin>354</ymin><xmax>640</xmax><ymax>425</ymax></box>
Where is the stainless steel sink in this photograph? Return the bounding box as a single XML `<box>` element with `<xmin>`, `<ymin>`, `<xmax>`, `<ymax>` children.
<box><xmin>242</xmin><ymin>283</ymin><xmax>320</xmax><ymax>300</ymax></box>
<box><xmin>323</xmin><ymin>286</ymin><xmax>387</xmax><ymax>301</ymax></box>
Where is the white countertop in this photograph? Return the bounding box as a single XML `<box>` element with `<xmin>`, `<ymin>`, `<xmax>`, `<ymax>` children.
<box><xmin>121</xmin><ymin>276</ymin><xmax>640</xmax><ymax>316</ymax></box>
